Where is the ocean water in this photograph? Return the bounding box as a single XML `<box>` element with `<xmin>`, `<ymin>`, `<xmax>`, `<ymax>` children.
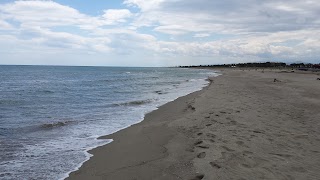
<box><xmin>0</xmin><ymin>65</ymin><xmax>218</xmax><ymax>179</ymax></box>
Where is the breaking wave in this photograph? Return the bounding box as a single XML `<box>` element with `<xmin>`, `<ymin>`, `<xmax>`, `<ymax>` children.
<box><xmin>154</xmin><ymin>90</ymin><xmax>168</xmax><ymax>95</ymax></box>
<box><xmin>40</xmin><ymin>121</ymin><xmax>73</xmax><ymax>129</ymax></box>
<box><xmin>113</xmin><ymin>99</ymin><xmax>154</xmax><ymax>106</ymax></box>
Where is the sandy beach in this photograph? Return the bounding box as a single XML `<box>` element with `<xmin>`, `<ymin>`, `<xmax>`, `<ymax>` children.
<box><xmin>67</xmin><ymin>69</ymin><xmax>320</xmax><ymax>180</ymax></box>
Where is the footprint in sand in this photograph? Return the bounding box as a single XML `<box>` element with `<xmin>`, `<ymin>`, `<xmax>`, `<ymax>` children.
<box><xmin>236</xmin><ymin>141</ymin><xmax>245</xmax><ymax>146</ymax></box>
<box><xmin>210</xmin><ymin>162</ymin><xmax>221</xmax><ymax>169</ymax></box>
<box><xmin>188</xmin><ymin>104</ymin><xmax>196</xmax><ymax>110</ymax></box>
<box><xmin>197</xmin><ymin>145</ymin><xmax>210</xmax><ymax>149</ymax></box>
<box><xmin>206</xmin><ymin>133</ymin><xmax>216</xmax><ymax>139</ymax></box>
<box><xmin>221</xmin><ymin>146</ymin><xmax>235</xmax><ymax>152</ymax></box>
<box><xmin>191</xmin><ymin>174</ymin><xmax>204</xmax><ymax>180</ymax></box>
<box><xmin>253</xmin><ymin>130</ymin><xmax>264</xmax><ymax>134</ymax></box>
<box><xmin>197</xmin><ymin>152</ymin><xmax>206</xmax><ymax>158</ymax></box>
<box><xmin>194</xmin><ymin>140</ymin><xmax>203</xmax><ymax>145</ymax></box>
<box><xmin>229</xmin><ymin>120</ymin><xmax>237</xmax><ymax>125</ymax></box>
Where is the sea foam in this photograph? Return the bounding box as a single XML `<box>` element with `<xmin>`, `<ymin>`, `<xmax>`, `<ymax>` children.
<box><xmin>0</xmin><ymin>66</ymin><xmax>218</xmax><ymax>180</ymax></box>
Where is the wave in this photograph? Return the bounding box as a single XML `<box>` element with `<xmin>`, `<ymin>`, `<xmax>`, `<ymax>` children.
<box><xmin>113</xmin><ymin>99</ymin><xmax>154</xmax><ymax>106</ymax></box>
<box><xmin>95</xmin><ymin>79</ymin><xmax>114</xmax><ymax>82</ymax></box>
<box><xmin>154</xmin><ymin>90</ymin><xmax>168</xmax><ymax>95</ymax></box>
<box><xmin>39</xmin><ymin>90</ymin><xmax>54</xmax><ymax>94</ymax></box>
<box><xmin>93</xmin><ymin>78</ymin><xmax>132</xmax><ymax>84</ymax></box>
<box><xmin>187</xmin><ymin>79</ymin><xmax>200</xmax><ymax>82</ymax></box>
<box><xmin>40</xmin><ymin>121</ymin><xmax>73</xmax><ymax>129</ymax></box>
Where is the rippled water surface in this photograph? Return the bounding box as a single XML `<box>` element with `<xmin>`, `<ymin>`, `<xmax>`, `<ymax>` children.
<box><xmin>0</xmin><ymin>65</ymin><xmax>218</xmax><ymax>179</ymax></box>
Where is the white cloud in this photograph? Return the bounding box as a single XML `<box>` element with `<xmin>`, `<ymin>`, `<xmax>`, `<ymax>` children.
<box><xmin>0</xmin><ymin>1</ymin><xmax>134</xmax><ymax>29</ymax></box>
<box><xmin>124</xmin><ymin>0</ymin><xmax>165</xmax><ymax>11</ymax></box>
<box><xmin>0</xmin><ymin>1</ymin><xmax>135</xmax><ymax>55</ymax></box>
<box><xmin>0</xmin><ymin>19</ymin><xmax>13</xmax><ymax>30</ymax></box>
<box><xmin>126</xmin><ymin>0</ymin><xmax>320</xmax><ymax>35</ymax></box>
<box><xmin>102</xmin><ymin>9</ymin><xmax>133</xmax><ymax>24</ymax></box>
<box><xmin>0</xmin><ymin>0</ymin><xmax>319</xmax><ymax>66</ymax></box>
<box><xmin>0</xmin><ymin>1</ymin><xmax>87</xmax><ymax>27</ymax></box>
<box><xmin>121</xmin><ymin>0</ymin><xmax>320</xmax><ymax>63</ymax></box>
<box><xmin>194</xmin><ymin>33</ymin><xmax>210</xmax><ymax>38</ymax></box>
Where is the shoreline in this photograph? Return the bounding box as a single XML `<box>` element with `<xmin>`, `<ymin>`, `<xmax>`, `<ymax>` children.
<box><xmin>67</xmin><ymin>69</ymin><xmax>320</xmax><ymax>180</ymax></box>
<box><xmin>64</xmin><ymin>72</ymin><xmax>216</xmax><ymax>180</ymax></box>
<box><xmin>66</xmin><ymin>75</ymin><xmax>215</xmax><ymax>180</ymax></box>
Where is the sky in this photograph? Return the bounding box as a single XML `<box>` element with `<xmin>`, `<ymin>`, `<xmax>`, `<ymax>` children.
<box><xmin>0</xmin><ymin>0</ymin><xmax>319</xmax><ymax>67</ymax></box>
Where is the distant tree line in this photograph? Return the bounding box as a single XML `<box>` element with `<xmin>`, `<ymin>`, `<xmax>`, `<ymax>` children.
<box><xmin>179</xmin><ymin>62</ymin><xmax>320</xmax><ymax>69</ymax></box>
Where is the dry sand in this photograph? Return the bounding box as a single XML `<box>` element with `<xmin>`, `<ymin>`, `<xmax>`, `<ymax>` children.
<box><xmin>67</xmin><ymin>69</ymin><xmax>320</xmax><ymax>180</ymax></box>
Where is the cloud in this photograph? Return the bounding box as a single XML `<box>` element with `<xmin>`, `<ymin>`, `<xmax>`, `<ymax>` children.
<box><xmin>102</xmin><ymin>9</ymin><xmax>133</xmax><ymax>25</ymax></box>
<box><xmin>0</xmin><ymin>1</ymin><xmax>136</xmax><ymax>29</ymax></box>
<box><xmin>0</xmin><ymin>0</ymin><xmax>319</xmax><ymax>66</ymax></box>
<box><xmin>124</xmin><ymin>0</ymin><xmax>165</xmax><ymax>11</ymax></box>
<box><xmin>0</xmin><ymin>1</ymin><xmax>87</xmax><ymax>28</ymax></box>
<box><xmin>122</xmin><ymin>0</ymin><xmax>320</xmax><ymax>63</ymax></box>
<box><xmin>194</xmin><ymin>33</ymin><xmax>210</xmax><ymax>38</ymax></box>
<box><xmin>127</xmin><ymin>0</ymin><xmax>320</xmax><ymax>34</ymax></box>
<box><xmin>0</xmin><ymin>19</ymin><xmax>13</xmax><ymax>30</ymax></box>
<box><xmin>0</xmin><ymin>1</ymin><xmax>135</xmax><ymax>54</ymax></box>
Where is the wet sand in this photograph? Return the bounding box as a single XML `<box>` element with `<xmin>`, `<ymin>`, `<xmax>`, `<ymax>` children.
<box><xmin>67</xmin><ymin>69</ymin><xmax>320</xmax><ymax>180</ymax></box>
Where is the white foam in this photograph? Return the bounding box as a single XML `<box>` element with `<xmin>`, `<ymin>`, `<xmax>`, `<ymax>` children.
<box><xmin>1</xmin><ymin>68</ymin><xmax>220</xmax><ymax>180</ymax></box>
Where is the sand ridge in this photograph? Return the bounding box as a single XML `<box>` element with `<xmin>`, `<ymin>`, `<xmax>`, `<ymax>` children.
<box><xmin>67</xmin><ymin>69</ymin><xmax>320</xmax><ymax>180</ymax></box>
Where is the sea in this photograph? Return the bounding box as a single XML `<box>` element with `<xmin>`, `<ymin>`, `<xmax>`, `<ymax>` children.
<box><xmin>0</xmin><ymin>65</ymin><xmax>219</xmax><ymax>179</ymax></box>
